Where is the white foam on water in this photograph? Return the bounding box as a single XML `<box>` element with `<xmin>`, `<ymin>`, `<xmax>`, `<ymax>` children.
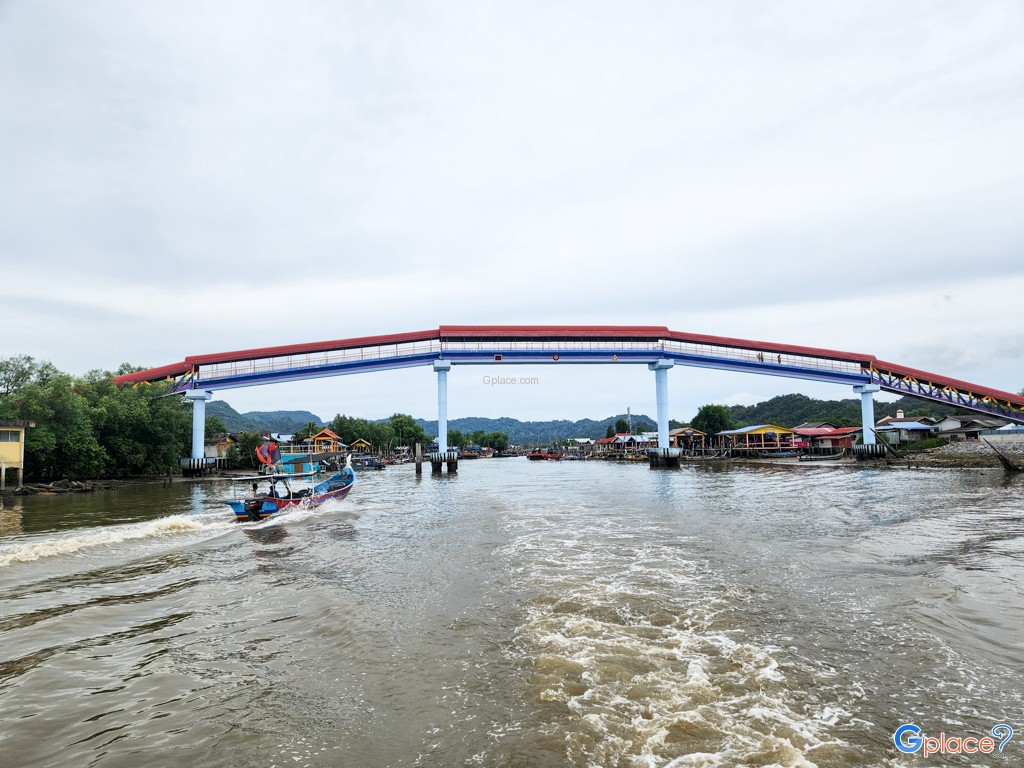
<box><xmin>0</xmin><ymin>513</ymin><xmax>236</xmax><ymax>568</ymax></box>
<box><xmin>0</xmin><ymin>488</ymin><xmax>362</xmax><ymax>569</ymax></box>
<box><xmin>502</xmin><ymin>520</ymin><xmax>859</xmax><ymax>767</ymax></box>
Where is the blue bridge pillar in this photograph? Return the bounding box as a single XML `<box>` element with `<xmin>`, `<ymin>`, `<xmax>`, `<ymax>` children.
<box><xmin>648</xmin><ymin>360</ymin><xmax>680</xmax><ymax>467</ymax></box>
<box><xmin>434</xmin><ymin>360</ymin><xmax>451</xmax><ymax>453</ymax></box>
<box><xmin>185</xmin><ymin>390</ymin><xmax>213</xmax><ymax>459</ymax></box>
<box><xmin>431</xmin><ymin>361</ymin><xmax>457</xmax><ymax>473</ymax></box>
<box><xmin>853</xmin><ymin>384</ymin><xmax>880</xmax><ymax>445</ymax></box>
<box><xmin>182</xmin><ymin>390</ymin><xmax>214</xmax><ymax>476</ymax></box>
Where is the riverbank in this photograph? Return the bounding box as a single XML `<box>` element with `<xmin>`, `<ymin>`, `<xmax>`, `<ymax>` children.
<box><xmin>4</xmin><ymin>442</ymin><xmax>1022</xmax><ymax>500</ymax></box>
<box><xmin>2</xmin><ymin>474</ymin><xmax>180</xmax><ymax>498</ymax></box>
<box><xmin>899</xmin><ymin>439</ymin><xmax>1024</xmax><ymax>469</ymax></box>
<box><xmin>1</xmin><ymin>468</ymin><xmax>266</xmax><ymax>498</ymax></box>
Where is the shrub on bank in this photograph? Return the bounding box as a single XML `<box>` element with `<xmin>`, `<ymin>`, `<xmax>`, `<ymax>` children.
<box><xmin>901</xmin><ymin>437</ymin><xmax>951</xmax><ymax>452</ymax></box>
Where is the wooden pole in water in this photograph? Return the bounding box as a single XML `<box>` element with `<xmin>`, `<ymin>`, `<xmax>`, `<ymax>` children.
<box><xmin>984</xmin><ymin>439</ymin><xmax>1023</xmax><ymax>472</ymax></box>
<box><xmin>415</xmin><ymin>442</ymin><xmax>422</xmax><ymax>476</ymax></box>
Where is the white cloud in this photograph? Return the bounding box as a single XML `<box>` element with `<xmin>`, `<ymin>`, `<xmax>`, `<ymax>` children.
<box><xmin>2</xmin><ymin>0</ymin><xmax>1022</xmax><ymax>421</ymax></box>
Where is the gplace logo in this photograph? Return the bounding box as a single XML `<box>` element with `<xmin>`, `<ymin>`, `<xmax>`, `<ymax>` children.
<box><xmin>894</xmin><ymin>723</ymin><xmax>1014</xmax><ymax>757</ymax></box>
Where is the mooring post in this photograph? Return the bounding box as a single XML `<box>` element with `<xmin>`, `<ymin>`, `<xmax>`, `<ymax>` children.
<box><xmin>415</xmin><ymin>442</ymin><xmax>422</xmax><ymax>476</ymax></box>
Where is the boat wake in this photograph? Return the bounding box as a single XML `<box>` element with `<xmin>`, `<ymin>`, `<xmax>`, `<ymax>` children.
<box><xmin>502</xmin><ymin>519</ymin><xmax>869</xmax><ymax>767</ymax></box>
<box><xmin>0</xmin><ymin>514</ymin><xmax>236</xmax><ymax>568</ymax></box>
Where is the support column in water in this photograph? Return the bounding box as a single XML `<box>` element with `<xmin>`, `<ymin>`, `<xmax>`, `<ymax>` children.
<box><xmin>434</xmin><ymin>360</ymin><xmax>452</xmax><ymax>454</ymax></box>
<box><xmin>650</xmin><ymin>359</ymin><xmax>674</xmax><ymax>449</ymax></box>
<box><xmin>184</xmin><ymin>390</ymin><xmax>213</xmax><ymax>459</ymax></box>
<box><xmin>853</xmin><ymin>384</ymin><xmax>880</xmax><ymax>445</ymax></box>
<box><xmin>648</xmin><ymin>359</ymin><xmax>680</xmax><ymax>467</ymax></box>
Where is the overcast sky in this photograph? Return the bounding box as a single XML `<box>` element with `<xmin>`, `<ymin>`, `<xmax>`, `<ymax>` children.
<box><xmin>2</xmin><ymin>1</ymin><xmax>1022</xmax><ymax>422</ymax></box>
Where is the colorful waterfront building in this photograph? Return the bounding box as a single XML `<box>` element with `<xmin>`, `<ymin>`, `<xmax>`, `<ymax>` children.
<box><xmin>716</xmin><ymin>424</ymin><xmax>796</xmax><ymax>453</ymax></box>
<box><xmin>349</xmin><ymin>437</ymin><xmax>373</xmax><ymax>453</ymax></box>
<box><xmin>669</xmin><ymin>427</ymin><xmax>706</xmax><ymax>449</ymax></box>
<box><xmin>309</xmin><ymin>428</ymin><xmax>346</xmax><ymax>453</ymax></box>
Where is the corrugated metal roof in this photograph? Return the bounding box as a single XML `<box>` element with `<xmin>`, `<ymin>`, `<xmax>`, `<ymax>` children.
<box><xmin>717</xmin><ymin>424</ymin><xmax>793</xmax><ymax>435</ymax></box>
<box><xmin>794</xmin><ymin>426</ymin><xmax>863</xmax><ymax>436</ymax></box>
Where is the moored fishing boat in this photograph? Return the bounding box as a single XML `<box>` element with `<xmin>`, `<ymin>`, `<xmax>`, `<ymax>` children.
<box><xmin>797</xmin><ymin>452</ymin><xmax>845</xmax><ymax>461</ymax></box>
<box><xmin>351</xmin><ymin>455</ymin><xmax>386</xmax><ymax>470</ymax></box>
<box><xmin>682</xmin><ymin>450</ymin><xmax>730</xmax><ymax>460</ymax></box>
<box><xmin>527</xmin><ymin>450</ymin><xmax>561</xmax><ymax>460</ymax></box>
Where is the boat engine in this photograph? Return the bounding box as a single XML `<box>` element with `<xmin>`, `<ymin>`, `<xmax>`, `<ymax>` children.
<box><xmin>244</xmin><ymin>499</ymin><xmax>263</xmax><ymax>521</ymax></box>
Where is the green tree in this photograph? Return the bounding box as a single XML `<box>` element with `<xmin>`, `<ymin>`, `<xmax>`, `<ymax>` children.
<box><xmin>331</xmin><ymin>414</ymin><xmax>376</xmax><ymax>448</ymax></box>
<box><xmin>691</xmin><ymin>404</ymin><xmax>735</xmax><ymax>437</ymax></box>
<box><xmin>614</xmin><ymin>418</ymin><xmax>630</xmax><ymax>434</ymax></box>
<box><xmin>446</xmin><ymin>429</ymin><xmax>470</xmax><ymax>448</ymax></box>
<box><xmin>230</xmin><ymin>431</ymin><xmax>265</xmax><ymax>469</ymax></box>
<box><xmin>79</xmin><ymin>373</ymin><xmax>189</xmax><ymax>476</ymax></box>
<box><xmin>0</xmin><ymin>356</ymin><xmax>193</xmax><ymax>479</ymax></box>
<box><xmin>389</xmin><ymin>413</ymin><xmax>428</xmax><ymax>448</ymax></box>
<box><xmin>605</xmin><ymin>424</ymin><xmax>615</xmax><ymax>438</ymax></box>
<box><xmin>481</xmin><ymin>432</ymin><xmax>509</xmax><ymax>452</ymax></box>
<box><xmin>292</xmin><ymin>421</ymin><xmax>321</xmax><ymax>441</ymax></box>
<box><xmin>4</xmin><ymin>372</ymin><xmax>106</xmax><ymax>479</ymax></box>
<box><xmin>206</xmin><ymin>415</ymin><xmax>228</xmax><ymax>437</ymax></box>
<box><xmin>0</xmin><ymin>354</ymin><xmax>37</xmax><ymax>396</ymax></box>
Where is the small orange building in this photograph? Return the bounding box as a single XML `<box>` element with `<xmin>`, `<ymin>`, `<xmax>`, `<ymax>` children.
<box><xmin>309</xmin><ymin>428</ymin><xmax>346</xmax><ymax>453</ymax></box>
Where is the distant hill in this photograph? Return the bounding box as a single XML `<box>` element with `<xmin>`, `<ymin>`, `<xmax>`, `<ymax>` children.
<box><xmin>207</xmin><ymin>401</ymin><xmax>325</xmax><ymax>434</ymax></box>
<box><xmin>206</xmin><ymin>391</ymin><xmax>966</xmax><ymax>443</ymax></box>
<box><xmin>413</xmin><ymin>413</ymin><xmax>657</xmax><ymax>445</ymax></box>
<box><xmin>727</xmin><ymin>393</ymin><xmax>961</xmax><ymax>428</ymax></box>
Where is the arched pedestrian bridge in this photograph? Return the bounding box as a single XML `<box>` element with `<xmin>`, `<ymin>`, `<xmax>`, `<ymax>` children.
<box><xmin>115</xmin><ymin>325</ymin><xmax>1024</xmax><ymax>466</ymax></box>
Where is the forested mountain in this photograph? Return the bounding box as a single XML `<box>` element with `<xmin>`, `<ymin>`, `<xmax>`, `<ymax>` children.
<box><xmin>206</xmin><ymin>401</ymin><xmax>324</xmax><ymax>434</ymax></box>
<box><xmin>207</xmin><ymin>403</ymin><xmax>656</xmax><ymax>445</ymax></box>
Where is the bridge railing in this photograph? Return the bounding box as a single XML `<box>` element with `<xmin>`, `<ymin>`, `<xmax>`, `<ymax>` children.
<box><xmin>197</xmin><ymin>340</ymin><xmax>443</xmax><ymax>384</ymax></box>
<box><xmin>190</xmin><ymin>336</ymin><xmax>868</xmax><ymax>387</ymax></box>
<box><xmin>444</xmin><ymin>338</ymin><xmax>865</xmax><ymax>376</ymax></box>
<box><xmin>661</xmin><ymin>339</ymin><xmax>866</xmax><ymax>377</ymax></box>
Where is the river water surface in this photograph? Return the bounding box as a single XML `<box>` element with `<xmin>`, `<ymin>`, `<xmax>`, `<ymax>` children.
<box><xmin>1</xmin><ymin>461</ymin><xmax>1022</xmax><ymax>767</ymax></box>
